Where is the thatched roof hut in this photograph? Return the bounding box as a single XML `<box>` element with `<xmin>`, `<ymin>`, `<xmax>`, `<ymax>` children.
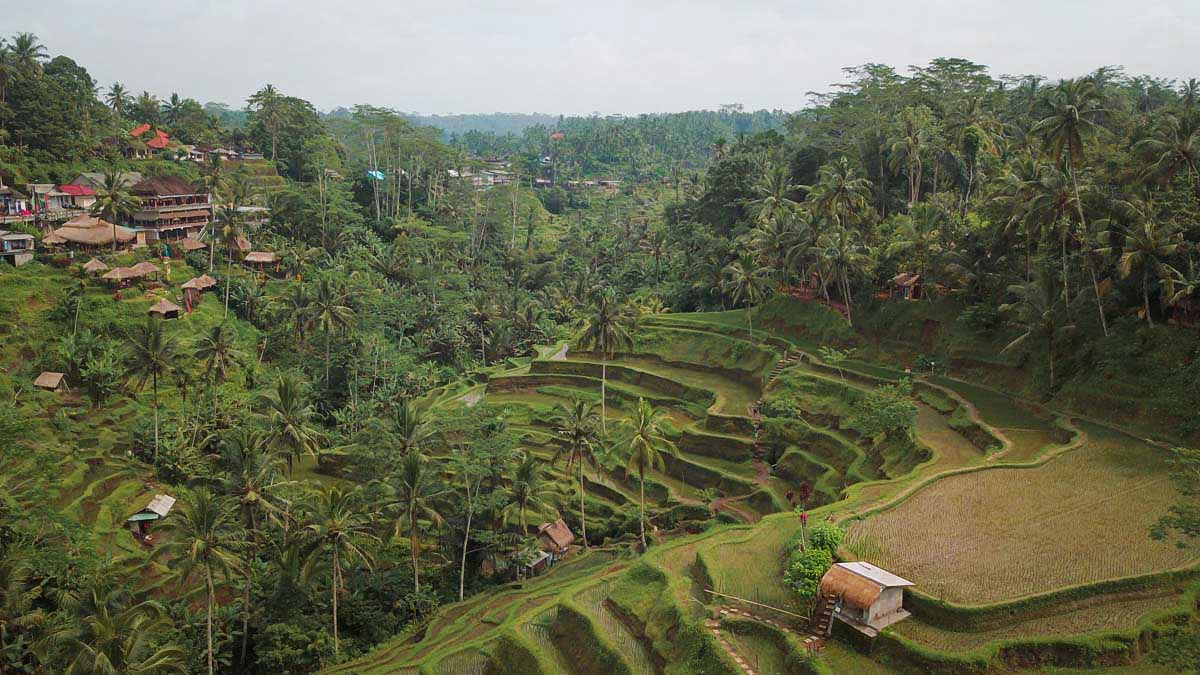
<box><xmin>819</xmin><ymin>562</ymin><xmax>914</xmax><ymax>636</ymax></box>
<box><xmin>181</xmin><ymin>274</ymin><xmax>217</xmax><ymax>291</ymax></box>
<box><xmin>148</xmin><ymin>298</ymin><xmax>183</xmax><ymax>319</ymax></box>
<box><xmin>537</xmin><ymin>519</ymin><xmax>575</xmax><ymax>555</ymax></box>
<box><xmin>82</xmin><ymin>258</ymin><xmax>109</xmax><ymax>274</ymax></box>
<box><xmin>48</xmin><ymin>214</ymin><xmax>136</xmax><ymax>248</ymax></box>
<box><xmin>101</xmin><ymin>266</ymin><xmax>141</xmax><ymax>283</ymax></box>
<box><xmin>129</xmin><ymin>261</ymin><xmax>161</xmax><ymax>278</ymax></box>
<box><xmin>178</xmin><ymin>237</ymin><xmax>207</xmax><ymax>251</ymax></box>
<box><xmin>244</xmin><ymin>251</ymin><xmax>278</xmax><ymax>264</ymax></box>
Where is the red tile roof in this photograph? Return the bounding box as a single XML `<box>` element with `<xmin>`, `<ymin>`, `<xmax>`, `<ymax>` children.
<box><xmin>147</xmin><ymin>130</ymin><xmax>170</xmax><ymax>149</ymax></box>
<box><xmin>56</xmin><ymin>184</ymin><xmax>95</xmax><ymax>197</ymax></box>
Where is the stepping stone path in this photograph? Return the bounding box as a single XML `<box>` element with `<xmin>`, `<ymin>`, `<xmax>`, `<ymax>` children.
<box><xmin>707</xmin><ymin>606</ymin><xmax>827</xmax><ymax>669</ymax></box>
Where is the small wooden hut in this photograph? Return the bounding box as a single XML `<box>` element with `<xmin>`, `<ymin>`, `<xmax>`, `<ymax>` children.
<box><xmin>148</xmin><ymin>298</ymin><xmax>183</xmax><ymax>320</ymax></box>
<box><xmin>101</xmin><ymin>266</ymin><xmax>142</xmax><ymax>287</ymax></box>
<box><xmin>33</xmin><ymin>371</ymin><xmax>65</xmax><ymax>392</ymax></box>
<box><xmin>178</xmin><ymin>237</ymin><xmax>207</xmax><ymax>252</ymax></box>
<box><xmin>817</xmin><ymin>562</ymin><xmax>914</xmax><ymax>637</ymax></box>
<box><xmin>244</xmin><ymin>251</ymin><xmax>279</xmax><ymax>273</ymax></box>
<box><xmin>536</xmin><ymin>519</ymin><xmax>575</xmax><ymax>559</ymax></box>
<box><xmin>82</xmin><ymin>258</ymin><xmax>109</xmax><ymax>275</ymax></box>
<box><xmin>891</xmin><ymin>273</ymin><xmax>923</xmax><ymax>301</ymax></box>
<box><xmin>129</xmin><ymin>261</ymin><xmax>161</xmax><ymax>280</ymax></box>
<box><xmin>181</xmin><ymin>274</ymin><xmax>217</xmax><ymax>305</ymax></box>
<box><xmin>127</xmin><ymin>494</ymin><xmax>176</xmax><ymax>542</ymax></box>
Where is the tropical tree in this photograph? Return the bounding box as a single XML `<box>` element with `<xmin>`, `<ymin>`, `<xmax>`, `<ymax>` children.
<box><xmin>1032</xmin><ymin>79</ymin><xmax>1105</xmax><ymax>244</ymax></box>
<box><xmin>8</xmin><ymin>33</ymin><xmax>47</xmax><ymax>74</ymax></box>
<box><xmin>219</xmin><ymin>428</ymin><xmax>290</xmax><ymax>666</ymax></box>
<box><xmin>1134</xmin><ymin>112</ymin><xmax>1199</xmax><ymax>196</ymax></box>
<box><xmin>721</xmin><ymin>252</ymin><xmax>770</xmax><ymax>330</ymax></box>
<box><xmin>802</xmin><ymin>157</ymin><xmax>874</xmax><ymax>227</ymax></box>
<box><xmin>390</xmin><ymin>452</ymin><xmax>445</xmax><ymax>593</ymax></box>
<box><xmin>105</xmin><ymin>82</ymin><xmax>131</xmax><ymax>117</ymax></box>
<box><xmin>388</xmin><ymin>398</ymin><xmax>434</xmax><ymax>457</ymax></box>
<box><xmin>257</xmin><ymin>375</ymin><xmax>322</xmax><ymax>473</ymax></box>
<box><xmin>620</xmin><ymin>398</ymin><xmax>679</xmax><ymax>549</ymax></box>
<box><xmin>90</xmin><ymin>170</ymin><xmax>140</xmax><ymax>254</ymax></box>
<box><xmin>302</xmin><ymin>486</ymin><xmax>378</xmax><ymax>657</ymax></box>
<box><xmin>194</xmin><ymin>323</ymin><xmax>241</xmax><ymax>398</ymax></box>
<box><xmin>37</xmin><ymin>591</ymin><xmax>186</xmax><ymax>675</ymax></box>
<box><xmin>551</xmin><ymin>398</ymin><xmax>602</xmax><ymax>548</ymax></box>
<box><xmin>576</xmin><ymin>290</ymin><xmax>635</xmax><ymax>433</ymax></box>
<box><xmin>502</xmin><ymin>451</ymin><xmax>553</xmax><ymax>535</ymax></box>
<box><xmin>305</xmin><ymin>276</ymin><xmax>356</xmax><ymax>386</ymax></box>
<box><xmin>749</xmin><ymin>162</ymin><xmax>801</xmax><ymax>225</ymax></box>
<box><xmin>1101</xmin><ymin>198</ymin><xmax>1182</xmax><ymax>325</ymax></box>
<box><xmin>157</xmin><ymin>490</ymin><xmax>245</xmax><ymax>675</ymax></box>
<box><xmin>888</xmin><ymin>105</ymin><xmax>938</xmax><ymax>206</ymax></box>
<box><xmin>126</xmin><ymin>317</ymin><xmax>179</xmax><ymax>461</ymax></box>
<box><xmin>1000</xmin><ymin>268</ymin><xmax>1076</xmax><ymax>389</ymax></box>
<box><xmin>248</xmin><ymin>84</ymin><xmax>283</xmax><ymax>161</ymax></box>
<box><xmin>811</xmin><ymin>226</ymin><xmax>867</xmax><ymax>325</ymax></box>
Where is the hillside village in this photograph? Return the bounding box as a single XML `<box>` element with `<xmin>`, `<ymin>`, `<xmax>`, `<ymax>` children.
<box><xmin>0</xmin><ymin>22</ymin><xmax>1199</xmax><ymax>675</ymax></box>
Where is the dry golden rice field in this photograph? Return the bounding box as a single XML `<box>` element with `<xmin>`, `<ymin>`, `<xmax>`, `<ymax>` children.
<box><xmin>845</xmin><ymin>421</ymin><xmax>1198</xmax><ymax>604</ymax></box>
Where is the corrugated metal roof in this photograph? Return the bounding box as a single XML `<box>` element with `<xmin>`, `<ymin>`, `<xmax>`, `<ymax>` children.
<box><xmin>145</xmin><ymin>494</ymin><xmax>176</xmax><ymax>517</ymax></box>
<box><xmin>837</xmin><ymin>561</ymin><xmax>913</xmax><ymax>588</ymax></box>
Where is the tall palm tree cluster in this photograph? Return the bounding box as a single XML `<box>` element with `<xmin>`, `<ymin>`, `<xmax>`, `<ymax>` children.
<box><xmin>672</xmin><ymin>67</ymin><xmax>1200</xmax><ymax>388</ymax></box>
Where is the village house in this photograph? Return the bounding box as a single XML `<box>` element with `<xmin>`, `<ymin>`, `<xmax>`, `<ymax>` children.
<box><xmin>817</xmin><ymin>561</ymin><xmax>914</xmax><ymax>637</ymax></box>
<box><xmin>891</xmin><ymin>273</ymin><xmax>924</xmax><ymax>301</ymax></box>
<box><xmin>244</xmin><ymin>251</ymin><xmax>279</xmax><ymax>273</ymax></box>
<box><xmin>0</xmin><ymin>230</ymin><xmax>35</xmax><ymax>266</ymax></box>
<box><xmin>536</xmin><ymin>519</ymin><xmax>575</xmax><ymax>560</ymax></box>
<box><xmin>128</xmin><ymin>175</ymin><xmax>213</xmax><ymax>245</ymax></box>
<box><xmin>124</xmin><ymin>123</ymin><xmax>172</xmax><ymax>159</ymax></box>
<box><xmin>126</xmin><ymin>494</ymin><xmax>176</xmax><ymax>543</ymax></box>
<box><xmin>148</xmin><ymin>297</ymin><xmax>184</xmax><ymax>320</ymax></box>
<box><xmin>70</xmin><ymin>171</ymin><xmax>144</xmax><ymax>192</ymax></box>
<box><xmin>53</xmin><ymin>184</ymin><xmax>97</xmax><ymax>211</ymax></box>
<box><xmin>45</xmin><ymin>213</ymin><xmax>137</xmax><ymax>250</ymax></box>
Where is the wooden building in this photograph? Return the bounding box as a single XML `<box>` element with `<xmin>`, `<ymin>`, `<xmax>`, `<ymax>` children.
<box><xmin>69</xmin><ymin>171</ymin><xmax>143</xmax><ymax>191</ymax></box>
<box><xmin>46</xmin><ymin>214</ymin><xmax>136</xmax><ymax>250</ymax></box>
<box><xmin>128</xmin><ymin>176</ymin><xmax>213</xmax><ymax>245</ymax></box>
<box><xmin>817</xmin><ymin>562</ymin><xmax>914</xmax><ymax>637</ymax></box>
<box><xmin>127</xmin><ymin>493</ymin><xmax>176</xmax><ymax>542</ymax></box>
<box><xmin>0</xmin><ymin>230</ymin><xmax>34</xmax><ymax>266</ymax></box>
<box><xmin>891</xmin><ymin>273</ymin><xmax>924</xmax><ymax>301</ymax></box>
<box><xmin>181</xmin><ymin>274</ymin><xmax>217</xmax><ymax>306</ymax></box>
<box><xmin>148</xmin><ymin>298</ymin><xmax>184</xmax><ymax>320</ymax></box>
<box><xmin>243</xmin><ymin>251</ymin><xmax>279</xmax><ymax>273</ymax></box>
<box><xmin>536</xmin><ymin>519</ymin><xmax>575</xmax><ymax>559</ymax></box>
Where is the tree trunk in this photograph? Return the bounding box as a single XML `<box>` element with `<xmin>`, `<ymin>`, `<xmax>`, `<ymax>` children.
<box><xmin>332</xmin><ymin>547</ymin><xmax>340</xmax><ymax>656</ymax></box>
<box><xmin>459</xmin><ymin>482</ymin><xmax>473</xmax><ymax>601</ymax></box>
<box><xmin>1089</xmin><ymin>264</ymin><xmax>1109</xmax><ymax>336</ymax></box>
<box><xmin>1143</xmin><ymin>269</ymin><xmax>1154</xmax><ymax>326</ymax></box>
<box><xmin>578</xmin><ymin>461</ymin><xmax>588</xmax><ymax>548</ymax></box>
<box><xmin>411</xmin><ymin>513</ymin><xmax>421</xmax><ymax>593</ymax></box>
<box><xmin>639</xmin><ymin>471</ymin><xmax>647</xmax><ymax>550</ymax></box>
<box><xmin>224</xmin><ymin>253</ymin><xmax>232</xmax><ymax>318</ymax></box>
<box><xmin>600</xmin><ymin>359</ymin><xmax>607</xmax><ymax>434</ymax></box>
<box><xmin>206</xmin><ymin>564</ymin><xmax>216</xmax><ymax>675</ymax></box>
<box><xmin>153</xmin><ymin>373</ymin><xmax>160</xmax><ymax>462</ymax></box>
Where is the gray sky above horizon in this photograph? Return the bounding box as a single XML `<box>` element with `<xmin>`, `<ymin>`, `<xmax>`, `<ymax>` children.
<box><xmin>8</xmin><ymin>0</ymin><xmax>1198</xmax><ymax>116</ymax></box>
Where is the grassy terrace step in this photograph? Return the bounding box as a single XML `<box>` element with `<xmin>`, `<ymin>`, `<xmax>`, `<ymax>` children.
<box><xmin>630</xmin><ymin>323</ymin><xmax>780</xmax><ymax>378</ymax></box>
<box><xmin>330</xmin><ymin>550</ymin><xmax>629</xmax><ymax>673</ymax></box>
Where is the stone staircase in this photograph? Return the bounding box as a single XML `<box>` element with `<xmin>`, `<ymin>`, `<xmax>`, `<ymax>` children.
<box><xmin>811</xmin><ymin>594</ymin><xmax>836</xmax><ymax>637</ymax></box>
<box><xmin>766</xmin><ymin>347</ymin><xmax>805</xmax><ymax>387</ymax></box>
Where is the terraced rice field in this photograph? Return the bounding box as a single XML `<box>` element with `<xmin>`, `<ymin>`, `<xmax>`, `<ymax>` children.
<box><xmin>891</xmin><ymin>592</ymin><xmax>1186</xmax><ymax>651</ymax></box>
<box><xmin>846</xmin><ymin>422</ymin><xmax>1199</xmax><ymax>603</ymax></box>
<box><xmin>576</xmin><ymin>581</ymin><xmax>657</xmax><ymax>674</ymax></box>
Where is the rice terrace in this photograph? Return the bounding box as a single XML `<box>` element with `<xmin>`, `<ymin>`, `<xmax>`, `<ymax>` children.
<box><xmin>2</xmin><ymin>6</ymin><xmax>1200</xmax><ymax>673</ymax></box>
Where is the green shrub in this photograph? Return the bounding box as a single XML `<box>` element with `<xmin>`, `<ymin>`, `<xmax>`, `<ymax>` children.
<box><xmin>807</xmin><ymin>522</ymin><xmax>844</xmax><ymax>554</ymax></box>
<box><xmin>783</xmin><ymin>548</ymin><xmax>831</xmax><ymax>600</ymax></box>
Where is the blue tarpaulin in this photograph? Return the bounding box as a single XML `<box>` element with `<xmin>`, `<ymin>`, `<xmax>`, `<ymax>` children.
<box><xmin>367</xmin><ymin>170</ymin><xmax>386</xmax><ymax>180</ymax></box>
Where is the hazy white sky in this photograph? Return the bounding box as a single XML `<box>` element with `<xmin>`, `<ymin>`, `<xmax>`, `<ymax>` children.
<box><xmin>8</xmin><ymin>0</ymin><xmax>1198</xmax><ymax>115</ymax></box>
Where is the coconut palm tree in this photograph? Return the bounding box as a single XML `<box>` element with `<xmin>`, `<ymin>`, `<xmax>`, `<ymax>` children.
<box><xmin>194</xmin><ymin>323</ymin><xmax>241</xmax><ymax>398</ymax></box>
<box><xmin>1000</xmin><ymin>268</ymin><xmax>1075</xmax><ymax>390</ymax></box>
<box><xmin>390</xmin><ymin>452</ymin><xmax>445</xmax><ymax>593</ymax></box>
<box><xmin>749</xmin><ymin>162</ymin><xmax>802</xmax><ymax>225</ymax></box>
<box><xmin>389</xmin><ymin>397</ymin><xmax>433</xmax><ymax>457</ymax></box>
<box><xmin>133</xmin><ymin>91</ymin><xmax>161</xmax><ymax>126</ymax></box>
<box><xmin>306</xmin><ymin>277</ymin><xmax>356</xmax><ymax>386</ymax></box>
<box><xmin>37</xmin><ymin>590</ymin><xmax>186</xmax><ymax>674</ymax></box>
<box><xmin>621</xmin><ymin>398</ymin><xmax>679</xmax><ymax>550</ymax></box>
<box><xmin>126</xmin><ymin>317</ymin><xmax>179</xmax><ymax>461</ymax></box>
<box><xmin>750</xmin><ymin>213</ymin><xmax>809</xmax><ymax>286</ymax></box>
<box><xmin>91</xmin><ymin>170</ymin><xmax>140</xmax><ymax>254</ymax></box>
<box><xmin>301</xmin><ymin>486</ymin><xmax>378</xmax><ymax>658</ymax></box>
<box><xmin>8</xmin><ymin>33</ymin><xmax>47</xmax><ymax>74</ymax></box>
<box><xmin>1100</xmin><ymin>198</ymin><xmax>1182</xmax><ymax>325</ymax></box>
<box><xmin>1032</xmin><ymin>79</ymin><xmax>1105</xmax><ymax>243</ymax></box>
<box><xmin>213</xmin><ymin>204</ymin><xmax>243</xmax><ymax>317</ymax></box>
<box><xmin>801</xmin><ymin>157</ymin><xmax>874</xmax><ymax>227</ymax></box>
<box><xmin>161</xmin><ymin>93</ymin><xmax>183</xmax><ymax>126</ymax></box>
<box><xmin>885</xmin><ymin>204</ymin><xmax>949</xmax><ymax>301</ymax></box>
<box><xmin>576</xmin><ymin>290</ymin><xmax>634</xmax><ymax>433</ymax></box>
<box><xmin>502</xmin><ymin>451</ymin><xmax>553</xmax><ymax>535</ymax></box>
<box><xmin>551</xmin><ymin>398</ymin><xmax>602</xmax><ymax>548</ymax></box>
<box><xmin>888</xmin><ymin>105</ymin><xmax>938</xmax><ymax>207</ymax></box>
<box><xmin>257</xmin><ymin>375</ymin><xmax>322</xmax><ymax>474</ymax></box>
<box><xmin>1134</xmin><ymin>112</ymin><xmax>1199</xmax><ymax>196</ymax></box>
<box><xmin>105</xmin><ymin>82</ymin><xmax>131</xmax><ymax>117</ymax></box>
<box><xmin>811</xmin><ymin>226</ymin><xmax>867</xmax><ymax>325</ymax></box>
<box><xmin>157</xmin><ymin>490</ymin><xmax>245</xmax><ymax>675</ymax></box>
<box><xmin>248</xmin><ymin>84</ymin><xmax>283</xmax><ymax>161</ymax></box>
<box><xmin>722</xmin><ymin>252</ymin><xmax>771</xmax><ymax>331</ymax></box>
<box><xmin>219</xmin><ymin>427</ymin><xmax>290</xmax><ymax>666</ymax></box>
